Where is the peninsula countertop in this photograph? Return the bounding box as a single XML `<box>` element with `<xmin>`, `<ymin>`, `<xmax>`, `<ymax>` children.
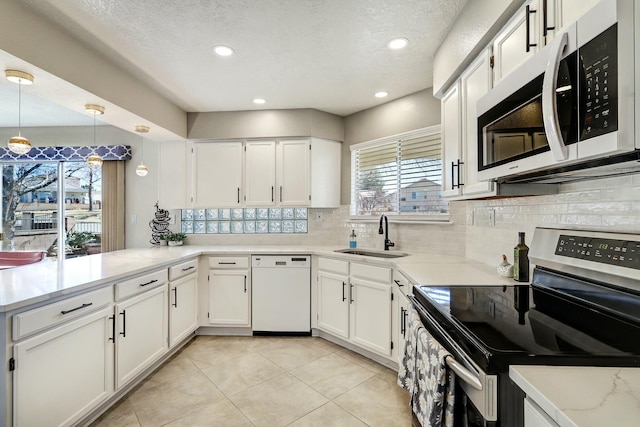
<box><xmin>0</xmin><ymin>245</ymin><xmax>517</xmax><ymax>313</ymax></box>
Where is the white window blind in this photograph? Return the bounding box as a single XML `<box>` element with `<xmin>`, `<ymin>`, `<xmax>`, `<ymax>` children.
<box><xmin>351</xmin><ymin>128</ymin><xmax>448</xmax><ymax>216</ymax></box>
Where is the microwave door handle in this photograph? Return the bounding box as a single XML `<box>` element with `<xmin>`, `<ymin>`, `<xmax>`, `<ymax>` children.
<box><xmin>542</xmin><ymin>31</ymin><xmax>569</xmax><ymax>161</ymax></box>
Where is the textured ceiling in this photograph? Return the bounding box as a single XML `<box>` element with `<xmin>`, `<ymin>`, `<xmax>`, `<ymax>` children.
<box><xmin>5</xmin><ymin>0</ymin><xmax>466</xmax><ymax>125</ymax></box>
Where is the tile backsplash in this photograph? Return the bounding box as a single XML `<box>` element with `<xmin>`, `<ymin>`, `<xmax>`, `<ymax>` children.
<box><xmin>181</xmin><ymin>208</ymin><xmax>308</xmax><ymax>234</ymax></box>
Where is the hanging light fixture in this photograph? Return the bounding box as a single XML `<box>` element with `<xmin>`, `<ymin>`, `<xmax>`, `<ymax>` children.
<box><xmin>135</xmin><ymin>125</ymin><xmax>149</xmax><ymax>177</ymax></box>
<box><xmin>5</xmin><ymin>70</ymin><xmax>35</xmax><ymax>155</ymax></box>
<box><xmin>85</xmin><ymin>104</ymin><xmax>105</xmax><ymax>169</ymax></box>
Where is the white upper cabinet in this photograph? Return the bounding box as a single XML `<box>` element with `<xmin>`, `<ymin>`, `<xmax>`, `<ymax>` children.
<box><xmin>441</xmin><ymin>81</ymin><xmax>462</xmax><ymax>198</ymax></box>
<box><xmin>277</xmin><ymin>139</ymin><xmax>311</xmax><ymax>206</ymax></box>
<box><xmin>191</xmin><ymin>142</ymin><xmax>243</xmax><ymax>207</ymax></box>
<box><xmin>493</xmin><ymin>0</ymin><xmax>599</xmax><ymax>85</ymax></box>
<box><xmin>158</xmin><ymin>141</ymin><xmax>188</xmax><ymax>209</ymax></box>
<box><xmin>442</xmin><ymin>48</ymin><xmax>495</xmax><ymax>200</ymax></box>
<box><xmin>310</xmin><ymin>138</ymin><xmax>341</xmax><ymax>208</ymax></box>
<box><xmin>542</xmin><ymin>0</ymin><xmax>599</xmax><ymax>44</ymax></box>
<box><xmin>493</xmin><ymin>0</ymin><xmax>541</xmax><ymax>84</ymax></box>
<box><xmin>460</xmin><ymin>48</ymin><xmax>494</xmax><ymax>197</ymax></box>
<box><xmin>245</xmin><ymin>140</ymin><xmax>277</xmax><ymax>206</ymax></box>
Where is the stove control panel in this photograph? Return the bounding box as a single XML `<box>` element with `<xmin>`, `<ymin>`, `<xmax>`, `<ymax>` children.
<box><xmin>555</xmin><ymin>234</ymin><xmax>640</xmax><ymax>270</ymax></box>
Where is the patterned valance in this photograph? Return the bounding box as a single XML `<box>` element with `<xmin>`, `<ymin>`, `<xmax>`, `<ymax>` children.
<box><xmin>0</xmin><ymin>145</ymin><xmax>132</xmax><ymax>162</ymax></box>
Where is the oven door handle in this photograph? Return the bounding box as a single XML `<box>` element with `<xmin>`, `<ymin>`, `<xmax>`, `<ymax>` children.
<box><xmin>407</xmin><ymin>295</ymin><xmax>485</xmax><ymax>391</ymax></box>
<box><xmin>444</xmin><ymin>355</ymin><xmax>483</xmax><ymax>391</ymax></box>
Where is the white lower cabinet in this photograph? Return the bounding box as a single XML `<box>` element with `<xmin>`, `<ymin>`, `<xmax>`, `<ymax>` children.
<box><xmin>168</xmin><ymin>259</ymin><xmax>199</xmax><ymax>347</ymax></box>
<box><xmin>13</xmin><ymin>307</ymin><xmax>114</xmax><ymax>427</ymax></box>
<box><xmin>391</xmin><ymin>270</ymin><xmax>412</xmax><ymax>364</ymax></box>
<box><xmin>208</xmin><ymin>257</ymin><xmax>250</xmax><ymax>327</ymax></box>
<box><xmin>524</xmin><ymin>397</ymin><xmax>560</xmax><ymax>427</ymax></box>
<box><xmin>349</xmin><ymin>276</ymin><xmax>392</xmax><ymax>356</ymax></box>
<box><xmin>115</xmin><ymin>284</ymin><xmax>168</xmax><ymax>389</ymax></box>
<box><xmin>169</xmin><ymin>273</ymin><xmax>198</xmax><ymax>347</ymax></box>
<box><xmin>317</xmin><ymin>258</ymin><xmax>392</xmax><ymax>358</ymax></box>
<box><xmin>317</xmin><ymin>270</ymin><xmax>350</xmax><ymax>339</ymax></box>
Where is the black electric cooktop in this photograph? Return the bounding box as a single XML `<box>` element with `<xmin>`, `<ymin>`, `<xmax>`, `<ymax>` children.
<box><xmin>413</xmin><ymin>267</ymin><xmax>640</xmax><ymax>372</ymax></box>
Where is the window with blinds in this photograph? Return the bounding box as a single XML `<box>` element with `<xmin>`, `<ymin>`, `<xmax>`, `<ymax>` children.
<box><xmin>351</xmin><ymin>128</ymin><xmax>448</xmax><ymax>216</ymax></box>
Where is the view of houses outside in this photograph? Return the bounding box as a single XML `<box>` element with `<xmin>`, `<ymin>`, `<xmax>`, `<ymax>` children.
<box><xmin>1</xmin><ymin>161</ymin><xmax>101</xmax><ymax>258</ymax></box>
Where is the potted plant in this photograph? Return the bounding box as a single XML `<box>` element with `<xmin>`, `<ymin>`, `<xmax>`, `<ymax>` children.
<box><xmin>165</xmin><ymin>232</ymin><xmax>187</xmax><ymax>246</ymax></box>
<box><xmin>158</xmin><ymin>234</ymin><xmax>168</xmax><ymax>246</ymax></box>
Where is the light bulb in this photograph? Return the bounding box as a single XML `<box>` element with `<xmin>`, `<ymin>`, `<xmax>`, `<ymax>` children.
<box><xmin>7</xmin><ymin>135</ymin><xmax>32</xmax><ymax>155</ymax></box>
<box><xmin>87</xmin><ymin>154</ymin><xmax>103</xmax><ymax>170</ymax></box>
<box><xmin>136</xmin><ymin>163</ymin><xmax>149</xmax><ymax>177</ymax></box>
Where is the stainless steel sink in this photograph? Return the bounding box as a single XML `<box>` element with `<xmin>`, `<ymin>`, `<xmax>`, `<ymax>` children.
<box><xmin>334</xmin><ymin>248</ymin><xmax>408</xmax><ymax>258</ymax></box>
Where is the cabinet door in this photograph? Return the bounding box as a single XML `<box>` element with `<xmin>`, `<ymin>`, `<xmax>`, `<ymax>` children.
<box><xmin>524</xmin><ymin>398</ymin><xmax>560</xmax><ymax>427</ymax></box>
<box><xmin>158</xmin><ymin>140</ymin><xmax>187</xmax><ymax>209</ymax></box>
<box><xmin>460</xmin><ymin>49</ymin><xmax>495</xmax><ymax>197</ymax></box>
<box><xmin>115</xmin><ymin>285</ymin><xmax>168</xmax><ymax>389</ymax></box>
<box><xmin>192</xmin><ymin>142</ymin><xmax>243</xmax><ymax>207</ymax></box>
<box><xmin>13</xmin><ymin>307</ymin><xmax>114</xmax><ymax>427</ymax></box>
<box><xmin>277</xmin><ymin>139</ymin><xmax>311</xmax><ymax>206</ymax></box>
<box><xmin>208</xmin><ymin>270</ymin><xmax>250</xmax><ymax>326</ymax></box>
<box><xmin>245</xmin><ymin>140</ymin><xmax>276</xmax><ymax>206</ymax></box>
<box><xmin>317</xmin><ymin>271</ymin><xmax>350</xmax><ymax>340</ymax></box>
<box><xmin>169</xmin><ymin>273</ymin><xmax>198</xmax><ymax>347</ymax></box>
<box><xmin>349</xmin><ymin>278</ymin><xmax>392</xmax><ymax>356</ymax></box>
<box><xmin>493</xmin><ymin>0</ymin><xmax>541</xmax><ymax>84</ymax></box>
<box><xmin>442</xmin><ymin>81</ymin><xmax>462</xmax><ymax>198</ymax></box>
<box><xmin>553</xmin><ymin>0</ymin><xmax>599</xmax><ymax>34</ymax></box>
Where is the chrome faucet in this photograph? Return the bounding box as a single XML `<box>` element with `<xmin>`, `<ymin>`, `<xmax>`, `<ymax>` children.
<box><xmin>378</xmin><ymin>214</ymin><xmax>395</xmax><ymax>251</ymax></box>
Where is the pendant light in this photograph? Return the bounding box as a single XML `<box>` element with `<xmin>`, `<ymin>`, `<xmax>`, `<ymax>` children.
<box><xmin>135</xmin><ymin>125</ymin><xmax>149</xmax><ymax>177</ymax></box>
<box><xmin>85</xmin><ymin>104</ymin><xmax>105</xmax><ymax>169</ymax></box>
<box><xmin>5</xmin><ymin>70</ymin><xmax>34</xmax><ymax>155</ymax></box>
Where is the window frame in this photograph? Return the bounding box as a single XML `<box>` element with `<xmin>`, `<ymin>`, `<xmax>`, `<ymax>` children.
<box><xmin>349</xmin><ymin>125</ymin><xmax>450</xmax><ymax>223</ymax></box>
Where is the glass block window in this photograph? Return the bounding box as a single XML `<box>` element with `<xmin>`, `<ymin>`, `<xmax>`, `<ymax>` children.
<box><xmin>181</xmin><ymin>207</ymin><xmax>308</xmax><ymax>234</ymax></box>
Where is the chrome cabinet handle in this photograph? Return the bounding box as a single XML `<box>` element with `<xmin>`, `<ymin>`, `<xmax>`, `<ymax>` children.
<box><xmin>237</xmin><ymin>187</ymin><xmax>240</xmax><ymax>204</ymax></box>
<box><xmin>244</xmin><ymin>276</ymin><xmax>247</xmax><ymax>293</ymax></box>
<box><xmin>271</xmin><ymin>186</ymin><xmax>274</xmax><ymax>202</ymax></box>
<box><xmin>181</xmin><ymin>266</ymin><xmax>195</xmax><ymax>272</ymax></box>
<box><xmin>394</xmin><ymin>279</ymin><xmax>404</xmax><ymax>288</ymax></box>
<box><xmin>342</xmin><ymin>282</ymin><xmax>346</xmax><ymax>302</ymax></box>
<box><xmin>349</xmin><ymin>283</ymin><xmax>354</xmax><ymax>304</ymax></box>
<box><xmin>172</xmin><ymin>287</ymin><xmax>178</xmax><ymax>308</ymax></box>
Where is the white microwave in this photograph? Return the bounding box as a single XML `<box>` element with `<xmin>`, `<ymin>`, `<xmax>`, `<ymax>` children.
<box><xmin>476</xmin><ymin>0</ymin><xmax>638</xmax><ymax>184</ymax></box>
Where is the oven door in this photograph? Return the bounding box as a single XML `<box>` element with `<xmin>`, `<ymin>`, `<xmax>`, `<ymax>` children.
<box><xmin>408</xmin><ymin>296</ymin><xmax>498</xmax><ymax>426</ymax></box>
<box><xmin>477</xmin><ymin>24</ymin><xmax>579</xmax><ymax>182</ymax></box>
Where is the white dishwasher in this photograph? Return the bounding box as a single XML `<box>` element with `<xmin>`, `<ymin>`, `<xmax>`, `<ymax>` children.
<box><xmin>251</xmin><ymin>255</ymin><xmax>311</xmax><ymax>334</ymax></box>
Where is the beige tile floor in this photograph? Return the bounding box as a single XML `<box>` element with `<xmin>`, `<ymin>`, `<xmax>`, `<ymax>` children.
<box><xmin>90</xmin><ymin>336</ymin><xmax>412</xmax><ymax>427</ymax></box>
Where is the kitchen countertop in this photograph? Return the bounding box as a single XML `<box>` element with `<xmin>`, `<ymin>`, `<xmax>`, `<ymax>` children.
<box><xmin>0</xmin><ymin>245</ymin><xmax>519</xmax><ymax>313</ymax></box>
<box><xmin>510</xmin><ymin>365</ymin><xmax>640</xmax><ymax>427</ymax></box>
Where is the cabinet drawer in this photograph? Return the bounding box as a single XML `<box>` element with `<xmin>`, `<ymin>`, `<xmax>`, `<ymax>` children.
<box><xmin>318</xmin><ymin>257</ymin><xmax>349</xmax><ymax>275</ymax></box>
<box><xmin>392</xmin><ymin>270</ymin><xmax>413</xmax><ymax>294</ymax></box>
<box><xmin>115</xmin><ymin>269</ymin><xmax>168</xmax><ymax>301</ymax></box>
<box><xmin>13</xmin><ymin>286</ymin><xmax>113</xmax><ymax>340</ymax></box>
<box><xmin>208</xmin><ymin>256</ymin><xmax>249</xmax><ymax>269</ymax></box>
<box><xmin>169</xmin><ymin>258</ymin><xmax>198</xmax><ymax>281</ymax></box>
<box><xmin>351</xmin><ymin>263</ymin><xmax>391</xmax><ymax>283</ymax></box>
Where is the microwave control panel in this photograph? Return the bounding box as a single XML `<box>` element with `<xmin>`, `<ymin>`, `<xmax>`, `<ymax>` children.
<box><xmin>580</xmin><ymin>24</ymin><xmax>618</xmax><ymax>140</ymax></box>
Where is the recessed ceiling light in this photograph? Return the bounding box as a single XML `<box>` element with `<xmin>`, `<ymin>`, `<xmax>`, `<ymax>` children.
<box><xmin>213</xmin><ymin>45</ymin><xmax>235</xmax><ymax>56</ymax></box>
<box><xmin>375</xmin><ymin>91</ymin><xmax>389</xmax><ymax>98</ymax></box>
<box><xmin>387</xmin><ymin>37</ymin><xmax>409</xmax><ymax>50</ymax></box>
<box><xmin>253</xmin><ymin>98</ymin><xmax>266</xmax><ymax>104</ymax></box>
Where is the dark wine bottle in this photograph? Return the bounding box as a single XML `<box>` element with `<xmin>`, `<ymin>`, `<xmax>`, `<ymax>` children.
<box><xmin>513</xmin><ymin>232</ymin><xmax>530</xmax><ymax>282</ymax></box>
